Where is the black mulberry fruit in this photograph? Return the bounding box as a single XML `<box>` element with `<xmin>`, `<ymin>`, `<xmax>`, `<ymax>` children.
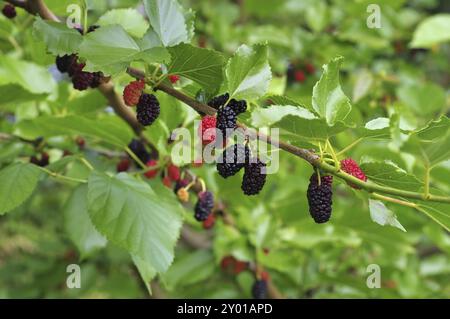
<box><xmin>208</xmin><ymin>93</ymin><xmax>229</xmax><ymax>110</ymax></box>
<box><xmin>228</xmin><ymin>99</ymin><xmax>247</xmax><ymax>114</ymax></box>
<box><xmin>72</xmin><ymin>71</ymin><xmax>94</xmax><ymax>91</ymax></box>
<box><xmin>217</xmin><ymin>144</ymin><xmax>250</xmax><ymax>178</ymax></box>
<box><xmin>252</xmin><ymin>280</ymin><xmax>268</xmax><ymax>299</ymax></box>
<box><xmin>241</xmin><ymin>159</ymin><xmax>266</xmax><ymax>195</ymax></box>
<box><xmin>194</xmin><ymin>191</ymin><xmax>214</xmax><ymax>221</ymax></box>
<box><xmin>216</xmin><ymin>105</ymin><xmax>237</xmax><ymax>140</ymax></box>
<box><xmin>128</xmin><ymin>139</ymin><xmax>150</xmax><ymax>164</ymax></box>
<box><xmin>136</xmin><ymin>93</ymin><xmax>160</xmax><ymax>126</ymax></box>
<box><xmin>56</xmin><ymin>54</ymin><xmax>77</xmax><ymax>73</ymax></box>
<box><xmin>2</xmin><ymin>4</ymin><xmax>16</xmax><ymax>19</ymax></box>
<box><xmin>307</xmin><ymin>173</ymin><xmax>333</xmax><ymax>223</ymax></box>
<box><xmin>90</xmin><ymin>72</ymin><xmax>103</xmax><ymax>88</ymax></box>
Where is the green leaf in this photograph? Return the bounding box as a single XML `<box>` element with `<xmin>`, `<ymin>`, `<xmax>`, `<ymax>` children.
<box><xmin>356</xmin><ymin>117</ymin><xmax>391</xmax><ymax>139</ymax></box>
<box><xmin>132</xmin><ymin>254</ymin><xmax>157</xmax><ymax>295</ymax></box>
<box><xmin>87</xmin><ymin>172</ymin><xmax>184</xmax><ymax>273</ymax></box>
<box><xmin>225</xmin><ymin>43</ymin><xmax>272</xmax><ymax>100</ymax></box>
<box><xmin>78</xmin><ymin>25</ymin><xmax>169</xmax><ymax>76</ymax></box>
<box><xmin>96</xmin><ymin>9</ymin><xmax>149</xmax><ymax>38</ymax></box>
<box><xmin>33</xmin><ymin>18</ymin><xmax>83</xmax><ymax>55</ymax></box>
<box><xmin>402</xmin><ymin>117</ymin><xmax>450</xmax><ymax>166</ymax></box>
<box><xmin>162</xmin><ymin>250</ymin><xmax>215</xmax><ymax>290</ymax></box>
<box><xmin>0</xmin><ymin>56</ymin><xmax>56</xmax><ymax>94</ymax></box>
<box><xmin>360</xmin><ymin>161</ymin><xmax>422</xmax><ymax>191</ymax></box>
<box><xmin>144</xmin><ymin>0</ymin><xmax>189</xmax><ymax>47</ymax></box>
<box><xmin>369</xmin><ymin>199</ymin><xmax>406</xmax><ymax>232</ymax></box>
<box><xmin>15</xmin><ymin>114</ymin><xmax>134</xmax><ymax>148</ymax></box>
<box><xmin>0</xmin><ymin>84</ymin><xmax>48</xmax><ymax>106</ymax></box>
<box><xmin>396</xmin><ymin>83</ymin><xmax>446</xmax><ymax>116</ymax></box>
<box><xmin>251</xmin><ymin>104</ymin><xmax>350</xmax><ymax>140</ymax></box>
<box><xmin>63</xmin><ymin>185</ymin><xmax>107</xmax><ymax>258</ymax></box>
<box><xmin>410</xmin><ymin>14</ymin><xmax>450</xmax><ymax>48</ymax></box>
<box><xmin>416</xmin><ymin>202</ymin><xmax>450</xmax><ymax>232</ymax></box>
<box><xmin>168</xmin><ymin>44</ymin><xmax>225</xmax><ymax>94</ymax></box>
<box><xmin>0</xmin><ymin>163</ymin><xmax>41</xmax><ymax>215</ymax></box>
<box><xmin>312</xmin><ymin>56</ymin><xmax>352</xmax><ymax>125</ymax></box>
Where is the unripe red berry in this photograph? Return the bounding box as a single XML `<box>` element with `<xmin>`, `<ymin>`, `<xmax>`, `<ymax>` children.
<box><xmin>117</xmin><ymin>158</ymin><xmax>131</xmax><ymax>172</ymax></box>
<box><xmin>144</xmin><ymin>160</ymin><xmax>159</xmax><ymax>179</ymax></box>
<box><xmin>340</xmin><ymin>158</ymin><xmax>367</xmax><ymax>189</ymax></box>
<box><xmin>305</xmin><ymin>62</ymin><xmax>315</xmax><ymax>74</ymax></box>
<box><xmin>198</xmin><ymin>115</ymin><xmax>217</xmax><ymax>145</ymax></box>
<box><xmin>123</xmin><ymin>80</ymin><xmax>145</xmax><ymax>107</ymax></box>
<box><xmin>202</xmin><ymin>213</ymin><xmax>216</xmax><ymax>229</ymax></box>
<box><xmin>167</xmin><ymin>164</ymin><xmax>181</xmax><ymax>182</ymax></box>
<box><xmin>162</xmin><ymin>176</ymin><xmax>172</xmax><ymax>188</ymax></box>
<box><xmin>295</xmin><ymin>70</ymin><xmax>306</xmax><ymax>82</ymax></box>
<box><xmin>169</xmin><ymin>75</ymin><xmax>180</xmax><ymax>84</ymax></box>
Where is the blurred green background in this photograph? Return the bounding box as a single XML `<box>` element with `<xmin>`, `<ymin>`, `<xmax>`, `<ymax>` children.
<box><xmin>0</xmin><ymin>0</ymin><xmax>449</xmax><ymax>298</ymax></box>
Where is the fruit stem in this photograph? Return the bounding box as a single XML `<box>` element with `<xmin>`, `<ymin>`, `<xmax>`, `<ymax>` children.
<box><xmin>371</xmin><ymin>193</ymin><xmax>417</xmax><ymax>208</ymax></box>
<box><xmin>79</xmin><ymin>157</ymin><xmax>94</xmax><ymax>170</ymax></box>
<box><xmin>38</xmin><ymin>167</ymin><xmax>87</xmax><ymax>184</ymax></box>
<box><xmin>326</xmin><ymin>139</ymin><xmax>340</xmax><ymax>172</ymax></box>
<box><xmin>423</xmin><ymin>164</ymin><xmax>431</xmax><ymax>200</ymax></box>
<box><xmin>125</xmin><ymin>146</ymin><xmax>147</xmax><ymax>169</ymax></box>
<box><xmin>336</xmin><ymin>138</ymin><xmax>363</xmax><ymax>157</ymax></box>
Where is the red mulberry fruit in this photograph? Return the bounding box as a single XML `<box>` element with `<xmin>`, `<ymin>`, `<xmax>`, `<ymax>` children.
<box><xmin>167</xmin><ymin>164</ymin><xmax>180</xmax><ymax>182</ymax></box>
<box><xmin>198</xmin><ymin>115</ymin><xmax>217</xmax><ymax>145</ymax></box>
<box><xmin>136</xmin><ymin>93</ymin><xmax>160</xmax><ymax>126</ymax></box>
<box><xmin>116</xmin><ymin>158</ymin><xmax>131</xmax><ymax>172</ymax></box>
<box><xmin>144</xmin><ymin>159</ymin><xmax>159</xmax><ymax>179</ymax></box>
<box><xmin>169</xmin><ymin>75</ymin><xmax>180</xmax><ymax>84</ymax></box>
<box><xmin>340</xmin><ymin>158</ymin><xmax>367</xmax><ymax>189</ymax></box>
<box><xmin>202</xmin><ymin>213</ymin><xmax>216</xmax><ymax>229</ymax></box>
<box><xmin>194</xmin><ymin>191</ymin><xmax>214</xmax><ymax>221</ymax></box>
<box><xmin>307</xmin><ymin>173</ymin><xmax>333</xmax><ymax>223</ymax></box>
<box><xmin>123</xmin><ymin>80</ymin><xmax>145</xmax><ymax>107</ymax></box>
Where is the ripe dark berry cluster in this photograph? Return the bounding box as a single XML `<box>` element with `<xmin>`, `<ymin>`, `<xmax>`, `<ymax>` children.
<box><xmin>136</xmin><ymin>93</ymin><xmax>160</xmax><ymax>126</ymax></box>
<box><xmin>241</xmin><ymin>159</ymin><xmax>267</xmax><ymax>196</ymax></box>
<box><xmin>287</xmin><ymin>60</ymin><xmax>315</xmax><ymax>85</ymax></box>
<box><xmin>307</xmin><ymin>172</ymin><xmax>333</xmax><ymax>223</ymax></box>
<box><xmin>2</xmin><ymin>4</ymin><xmax>16</xmax><ymax>19</ymax></box>
<box><xmin>55</xmin><ymin>54</ymin><xmax>104</xmax><ymax>91</ymax></box>
<box><xmin>123</xmin><ymin>80</ymin><xmax>145</xmax><ymax>106</ymax></box>
<box><xmin>208</xmin><ymin>93</ymin><xmax>229</xmax><ymax>110</ymax></box>
<box><xmin>55</xmin><ymin>26</ymin><xmax>104</xmax><ymax>91</ymax></box>
<box><xmin>340</xmin><ymin>158</ymin><xmax>367</xmax><ymax>189</ymax></box>
<box><xmin>30</xmin><ymin>152</ymin><xmax>49</xmax><ymax>167</ymax></box>
<box><xmin>251</xmin><ymin>279</ymin><xmax>268</xmax><ymax>299</ymax></box>
<box><xmin>194</xmin><ymin>191</ymin><xmax>214</xmax><ymax>221</ymax></box>
<box><xmin>217</xmin><ymin>144</ymin><xmax>250</xmax><ymax>178</ymax></box>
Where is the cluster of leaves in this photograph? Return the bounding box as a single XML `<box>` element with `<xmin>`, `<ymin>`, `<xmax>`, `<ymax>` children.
<box><xmin>0</xmin><ymin>0</ymin><xmax>449</xmax><ymax>298</ymax></box>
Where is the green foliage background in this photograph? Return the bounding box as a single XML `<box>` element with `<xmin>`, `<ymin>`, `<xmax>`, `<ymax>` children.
<box><xmin>0</xmin><ymin>0</ymin><xmax>449</xmax><ymax>298</ymax></box>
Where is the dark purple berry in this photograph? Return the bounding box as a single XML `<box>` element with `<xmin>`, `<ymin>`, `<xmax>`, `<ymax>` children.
<box><xmin>2</xmin><ymin>4</ymin><xmax>16</xmax><ymax>19</ymax></box>
<box><xmin>252</xmin><ymin>280</ymin><xmax>268</xmax><ymax>299</ymax></box>
<box><xmin>307</xmin><ymin>172</ymin><xmax>333</xmax><ymax>223</ymax></box>
<box><xmin>217</xmin><ymin>144</ymin><xmax>250</xmax><ymax>178</ymax></box>
<box><xmin>136</xmin><ymin>94</ymin><xmax>160</xmax><ymax>126</ymax></box>
<box><xmin>194</xmin><ymin>191</ymin><xmax>214</xmax><ymax>221</ymax></box>
<box><xmin>241</xmin><ymin>159</ymin><xmax>266</xmax><ymax>195</ymax></box>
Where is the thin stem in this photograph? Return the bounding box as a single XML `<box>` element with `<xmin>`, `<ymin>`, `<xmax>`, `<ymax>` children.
<box><xmin>79</xmin><ymin>157</ymin><xmax>94</xmax><ymax>170</ymax></box>
<box><xmin>336</xmin><ymin>138</ymin><xmax>363</xmax><ymax>157</ymax></box>
<box><xmin>125</xmin><ymin>147</ymin><xmax>147</xmax><ymax>169</ymax></box>
<box><xmin>38</xmin><ymin>167</ymin><xmax>87</xmax><ymax>183</ymax></box>
<box><xmin>372</xmin><ymin>193</ymin><xmax>417</xmax><ymax>208</ymax></box>
<box><xmin>423</xmin><ymin>164</ymin><xmax>430</xmax><ymax>200</ymax></box>
<box><xmin>326</xmin><ymin>139</ymin><xmax>340</xmax><ymax>171</ymax></box>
